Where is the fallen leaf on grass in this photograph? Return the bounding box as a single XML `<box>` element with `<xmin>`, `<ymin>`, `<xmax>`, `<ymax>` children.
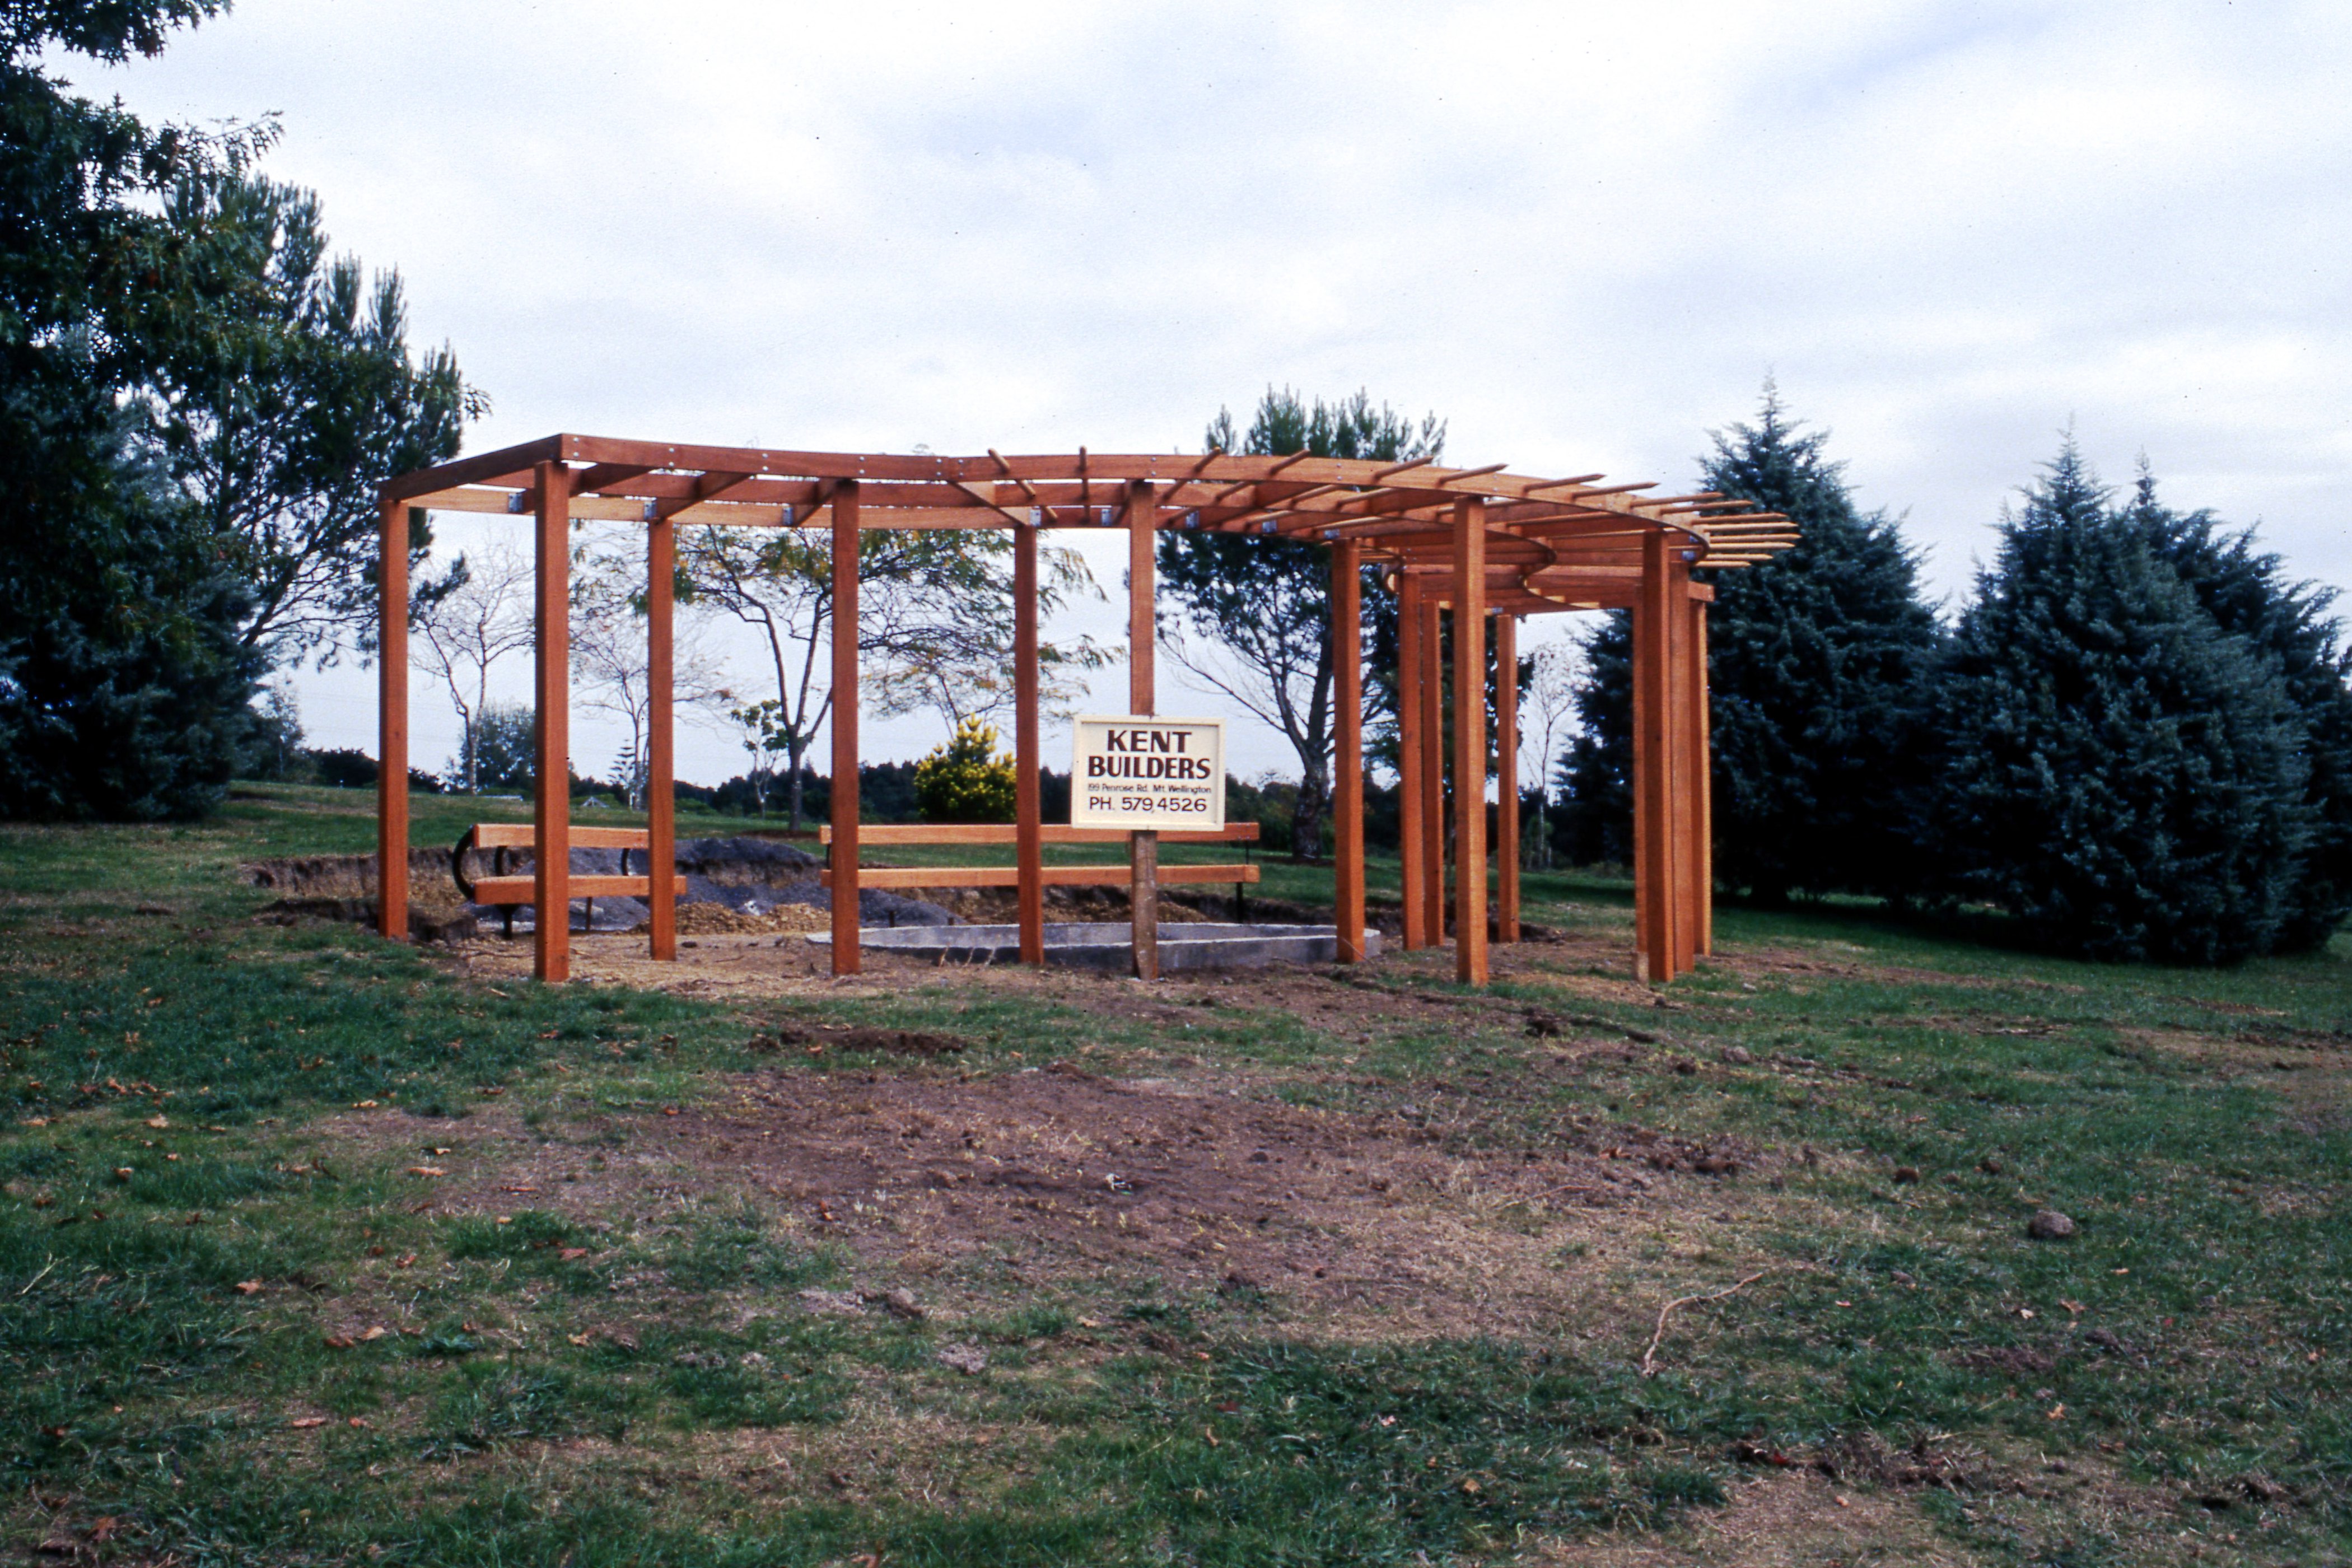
<box><xmin>359</xmin><ymin>1326</ymin><xmax>388</xmax><ymax>1342</ymax></box>
<box><xmin>323</xmin><ymin>1333</ymin><xmax>355</xmax><ymax>1350</ymax></box>
<box><xmin>567</xmin><ymin>1332</ymin><xmax>594</xmax><ymax>1346</ymax></box>
<box><xmin>406</xmin><ymin>1166</ymin><xmax>447</xmax><ymax>1178</ymax></box>
<box><xmin>558</xmin><ymin>1247</ymin><xmax>592</xmax><ymax>1261</ymax></box>
<box><xmin>289</xmin><ymin>1417</ymin><xmax>329</xmax><ymax>1429</ymax></box>
<box><xmin>352</xmin><ymin>1100</ymin><xmax>379</xmax><ymax>1109</ymax></box>
<box><xmin>145</xmin><ymin>1115</ymin><xmax>168</xmax><ymax>1129</ymax></box>
<box><xmin>234</xmin><ymin>1280</ymin><xmax>263</xmax><ymax>1296</ymax></box>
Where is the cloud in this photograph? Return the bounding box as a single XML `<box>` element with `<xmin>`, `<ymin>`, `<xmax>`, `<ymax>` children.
<box><xmin>87</xmin><ymin>0</ymin><xmax>2352</xmax><ymax>777</ymax></box>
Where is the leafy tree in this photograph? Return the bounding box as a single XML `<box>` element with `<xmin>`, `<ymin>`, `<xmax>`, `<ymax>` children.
<box><xmin>0</xmin><ymin>1</ymin><xmax>264</xmax><ymax>819</ymax></box>
<box><xmin>1</xmin><ymin>4</ymin><xmax>473</xmax><ymax>818</ymax></box>
<box><xmin>1924</xmin><ymin>442</ymin><xmax>2311</xmax><ymax>964</ymax></box>
<box><xmin>1555</xmin><ymin>389</ymin><xmax>1943</xmax><ymax>898</ymax></box>
<box><xmin>1160</xmin><ymin>388</ymin><xmax>1444</xmax><ymax>860</ymax></box>
<box><xmin>2121</xmin><ymin>466</ymin><xmax>2352</xmax><ymax>952</ymax></box>
<box><xmin>682</xmin><ymin>526</ymin><xmax>1098</xmax><ymax>830</ymax></box>
<box><xmin>143</xmin><ymin>170</ymin><xmax>482</xmax><ymax>662</ymax></box>
<box><xmin>913</xmin><ymin>717</ymin><xmax>1016</xmax><ymax>824</ymax></box>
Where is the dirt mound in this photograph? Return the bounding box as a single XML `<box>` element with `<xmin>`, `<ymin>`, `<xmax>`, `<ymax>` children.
<box><xmin>245</xmin><ymin>851</ymin><xmax>466</xmax><ymax>913</ymax></box>
<box><xmin>652</xmin><ymin>902</ymin><xmax>833</xmax><ymax>937</ymax></box>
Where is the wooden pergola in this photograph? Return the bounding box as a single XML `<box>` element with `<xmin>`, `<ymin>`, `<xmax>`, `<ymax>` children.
<box><xmin>373</xmin><ymin>435</ymin><xmax>1795</xmax><ymax>986</ymax></box>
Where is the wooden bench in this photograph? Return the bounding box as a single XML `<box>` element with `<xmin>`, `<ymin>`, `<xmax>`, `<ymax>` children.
<box><xmin>454</xmin><ymin>824</ymin><xmax>687</xmax><ymax>935</ymax></box>
<box><xmin>816</xmin><ymin>822</ymin><xmax>1261</xmax><ymax>898</ymax></box>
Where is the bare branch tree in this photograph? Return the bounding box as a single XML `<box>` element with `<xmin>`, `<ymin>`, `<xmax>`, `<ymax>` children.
<box><xmin>1520</xmin><ymin>639</ymin><xmax>1580</xmax><ymax>870</ymax></box>
<box><xmin>680</xmin><ymin>523</ymin><xmax>1100</xmax><ymax>829</ymax></box>
<box><xmin>412</xmin><ymin>541</ymin><xmax>533</xmax><ymax>794</ymax></box>
<box><xmin>571</xmin><ymin>540</ymin><xmax>736</xmax><ymax>807</ymax></box>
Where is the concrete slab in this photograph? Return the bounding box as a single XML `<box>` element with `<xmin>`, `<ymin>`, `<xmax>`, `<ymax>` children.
<box><xmin>808</xmin><ymin>921</ymin><xmax>1382</xmax><ymax>972</ymax></box>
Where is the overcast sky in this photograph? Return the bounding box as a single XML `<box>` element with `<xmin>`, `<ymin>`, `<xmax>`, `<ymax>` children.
<box><xmin>77</xmin><ymin>0</ymin><xmax>2352</xmax><ymax>787</ymax></box>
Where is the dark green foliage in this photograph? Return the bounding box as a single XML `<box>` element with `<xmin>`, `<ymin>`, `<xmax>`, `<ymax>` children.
<box><xmin>0</xmin><ymin>3</ymin><xmax>475</xmax><ymax>820</ymax></box>
<box><xmin>1556</xmin><ymin>389</ymin><xmax>1941</xmax><ymax>898</ymax></box>
<box><xmin>1924</xmin><ymin>442</ymin><xmax>2312</xmax><ymax>963</ymax></box>
<box><xmin>465</xmin><ymin>701</ymin><xmax>536</xmax><ymax>791</ymax></box>
<box><xmin>2125</xmin><ymin>470</ymin><xmax>2352</xmax><ymax>951</ymax></box>
<box><xmin>1553</xmin><ymin>619</ymin><xmax>1634</xmax><ymax>867</ymax></box>
<box><xmin>1161</xmin><ymin>388</ymin><xmax>1442</xmax><ymax>858</ymax></box>
<box><xmin>0</xmin><ymin>8</ymin><xmax>258</xmax><ymax>820</ymax></box>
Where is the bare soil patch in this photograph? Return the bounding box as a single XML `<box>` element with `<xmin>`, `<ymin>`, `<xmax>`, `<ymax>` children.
<box><xmin>316</xmin><ymin>1062</ymin><xmax>1792</xmax><ymax>1345</ymax></box>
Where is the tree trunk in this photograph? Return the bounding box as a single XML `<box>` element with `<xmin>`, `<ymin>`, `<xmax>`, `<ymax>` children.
<box><xmin>1292</xmin><ymin>759</ymin><xmax>1328</xmax><ymax>862</ymax></box>
<box><xmin>785</xmin><ymin>738</ymin><xmax>808</xmax><ymax>831</ymax></box>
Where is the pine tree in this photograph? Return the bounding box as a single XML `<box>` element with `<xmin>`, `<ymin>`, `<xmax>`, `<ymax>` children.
<box><xmin>2121</xmin><ymin>467</ymin><xmax>2352</xmax><ymax>951</ymax></box>
<box><xmin>1925</xmin><ymin>442</ymin><xmax>2311</xmax><ymax>964</ymax></box>
<box><xmin>1555</xmin><ymin>388</ymin><xmax>1942</xmax><ymax>898</ymax></box>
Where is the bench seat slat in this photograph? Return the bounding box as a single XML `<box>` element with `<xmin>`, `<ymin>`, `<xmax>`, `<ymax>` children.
<box><xmin>469</xmin><ymin>874</ymin><xmax>687</xmax><ymax>903</ymax></box>
<box><xmin>820</xmin><ymin>864</ymin><xmax>1259</xmax><ymax>890</ymax></box>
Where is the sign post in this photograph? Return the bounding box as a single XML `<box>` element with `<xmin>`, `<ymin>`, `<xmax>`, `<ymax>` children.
<box><xmin>1075</xmin><ymin>714</ymin><xmax>1224</xmax><ymax>982</ymax></box>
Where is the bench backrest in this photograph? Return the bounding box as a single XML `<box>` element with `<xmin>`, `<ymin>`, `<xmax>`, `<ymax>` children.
<box><xmin>469</xmin><ymin>824</ymin><xmax>650</xmax><ymax>851</ymax></box>
<box><xmin>815</xmin><ymin>823</ymin><xmax>1259</xmax><ymax>846</ymax></box>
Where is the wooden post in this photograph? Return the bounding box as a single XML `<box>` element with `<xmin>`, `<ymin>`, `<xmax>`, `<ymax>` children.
<box><xmin>830</xmin><ymin>482</ymin><xmax>862</xmax><ymax>976</ymax></box>
<box><xmin>647</xmin><ymin>510</ymin><xmax>676</xmax><ymax>962</ymax></box>
<box><xmin>1632</xmin><ymin>528</ymin><xmax>1674</xmax><ymax>983</ymax></box>
<box><xmin>1453</xmin><ymin>498</ymin><xmax>1489</xmax><ymax>986</ymax></box>
<box><xmin>1128</xmin><ymin>479</ymin><xmax>1159</xmax><ymax>981</ymax></box>
<box><xmin>377</xmin><ymin>496</ymin><xmax>409</xmax><ymax>942</ymax></box>
<box><xmin>1494</xmin><ymin>608</ymin><xmax>1519</xmax><ymax>945</ymax></box>
<box><xmin>533</xmin><ymin>460</ymin><xmax>572</xmax><ymax>983</ymax></box>
<box><xmin>1396</xmin><ymin>572</ymin><xmax>1426</xmax><ymax>950</ymax></box>
<box><xmin>1417</xmin><ymin>584</ymin><xmax>1445</xmax><ymax>945</ymax></box>
<box><xmin>1693</xmin><ymin>599</ymin><xmax>1714</xmax><ymax>957</ymax></box>
<box><xmin>1015</xmin><ymin>519</ymin><xmax>1044</xmax><ymax>965</ymax></box>
<box><xmin>1331</xmin><ymin>538</ymin><xmax>1365</xmax><ymax>962</ymax></box>
<box><xmin>1668</xmin><ymin>552</ymin><xmax>1697</xmax><ymax>973</ymax></box>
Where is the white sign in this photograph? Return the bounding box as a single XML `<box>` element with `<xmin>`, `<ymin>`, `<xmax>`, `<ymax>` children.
<box><xmin>1070</xmin><ymin>715</ymin><xmax>1224</xmax><ymax>829</ymax></box>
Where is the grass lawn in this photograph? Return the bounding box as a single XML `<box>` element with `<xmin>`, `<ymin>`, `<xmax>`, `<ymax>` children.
<box><xmin>2</xmin><ymin>785</ymin><xmax>2346</xmax><ymax>1565</ymax></box>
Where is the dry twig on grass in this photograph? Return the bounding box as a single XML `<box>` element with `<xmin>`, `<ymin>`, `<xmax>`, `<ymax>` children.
<box><xmin>1639</xmin><ymin>1271</ymin><xmax>1767</xmax><ymax>1378</ymax></box>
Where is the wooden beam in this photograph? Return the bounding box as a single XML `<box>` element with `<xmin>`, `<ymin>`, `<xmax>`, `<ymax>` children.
<box><xmin>380</xmin><ymin>434</ymin><xmax>564</xmax><ymax>502</ymax></box>
<box><xmin>1128</xmin><ymin>479</ymin><xmax>1159</xmax><ymax>982</ymax></box>
<box><xmin>648</xmin><ymin>508</ymin><xmax>677</xmax><ymax>962</ymax></box>
<box><xmin>533</xmin><ymin>461</ymin><xmax>572</xmax><ymax>982</ymax></box>
<box><xmin>1396</xmin><ymin>571</ymin><xmax>1427</xmax><ymax>950</ymax></box>
<box><xmin>377</xmin><ymin>497</ymin><xmax>409</xmax><ymax>942</ymax></box>
<box><xmin>1453</xmin><ymin>497</ymin><xmax>1489</xmax><ymax>986</ymax></box>
<box><xmin>1015</xmin><ymin>520</ymin><xmax>1043</xmax><ymax>965</ymax></box>
<box><xmin>830</xmin><ymin>482</ymin><xmax>861</xmax><ymax>976</ymax></box>
<box><xmin>1494</xmin><ymin>608</ymin><xmax>1519</xmax><ymax>945</ymax></box>
<box><xmin>1332</xmin><ymin>538</ymin><xmax>1365</xmax><ymax>963</ymax></box>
